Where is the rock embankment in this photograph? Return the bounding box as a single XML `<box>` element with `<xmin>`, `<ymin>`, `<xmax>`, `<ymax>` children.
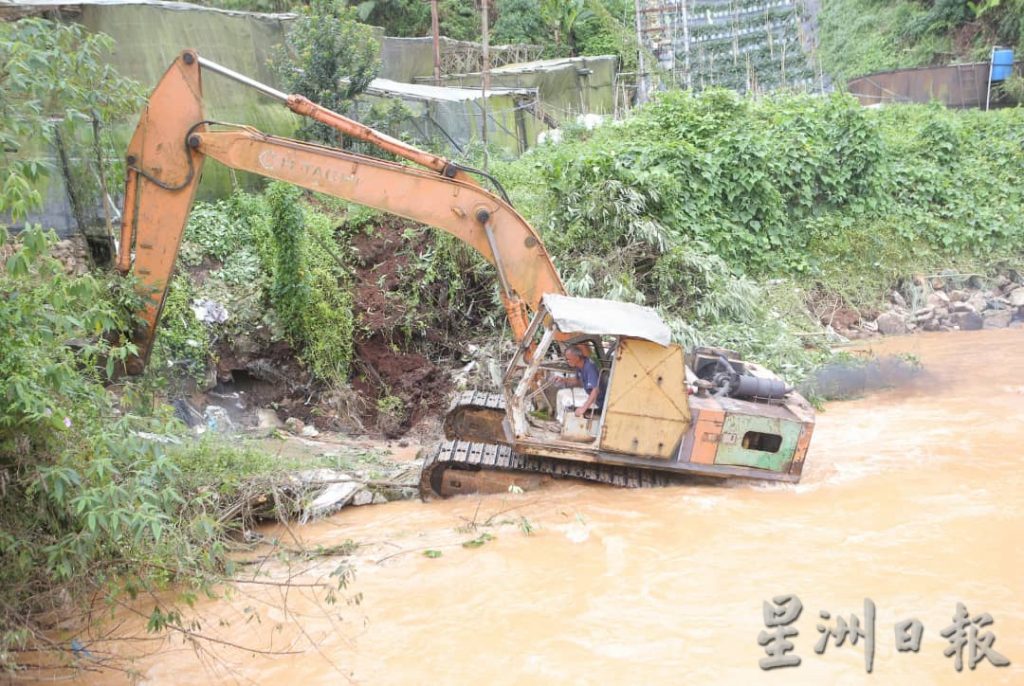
<box><xmin>835</xmin><ymin>272</ymin><xmax>1024</xmax><ymax>340</ymax></box>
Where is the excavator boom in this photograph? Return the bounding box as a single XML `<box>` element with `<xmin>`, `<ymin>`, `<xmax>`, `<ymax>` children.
<box><xmin>117</xmin><ymin>50</ymin><xmax>564</xmax><ymax>371</ymax></box>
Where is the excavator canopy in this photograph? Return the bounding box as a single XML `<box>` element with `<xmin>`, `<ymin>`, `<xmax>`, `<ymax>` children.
<box><xmin>541</xmin><ymin>294</ymin><xmax>673</xmax><ymax>346</ymax></box>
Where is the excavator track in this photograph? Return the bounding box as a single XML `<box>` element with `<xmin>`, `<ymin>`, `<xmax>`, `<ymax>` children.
<box><xmin>443</xmin><ymin>390</ymin><xmax>508</xmax><ymax>444</ymax></box>
<box><xmin>420</xmin><ymin>439</ymin><xmax>678</xmax><ymax>499</ymax></box>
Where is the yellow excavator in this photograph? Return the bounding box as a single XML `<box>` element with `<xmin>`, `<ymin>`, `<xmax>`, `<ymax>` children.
<box><xmin>117</xmin><ymin>51</ymin><xmax>815</xmax><ymax>498</ymax></box>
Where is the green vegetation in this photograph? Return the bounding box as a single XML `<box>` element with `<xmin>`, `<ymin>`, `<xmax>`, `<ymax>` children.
<box><xmin>266</xmin><ymin>183</ymin><xmax>355</xmax><ymax>383</ymax></box>
<box><xmin>574</xmin><ymin>0</ymin><xmax>640</xmax><ymax>72</ymax></box>
<box><xmin>493</xmin><ymin>89</ymin><xmax>1024</xmax><ymax>376</ymax></box>
<box><xmin>156</xmin><ymin>192</ymin><xmax>272</xmax><ymax>385</ymax></box>
<box><xmin>154</xmin><ymin>274</ymin><xmax>213</xmax><ymax>384</ymax></box>
<box><xmin>0</xmin><ymin>227</ymin><xmax>355</xmax><ymax>674</ymax></box>
<box><xmin>318</xmin><ymin>0</ymin><xmax>483</xmax><ymax>41</ymax></box>
<box><xmin>195</xmin><ymin>0</ymin><xmax>295</xmax><ymax>11</ymax></box>
<box><xmin>819</xmin><ymin>0</ymin><xmax>1023</xmax><ymax>82</ymax></box>
<box><xmin>155</xmin><ymin>186</ymin><xmax>356</xmax><ymax>387</ymax></box>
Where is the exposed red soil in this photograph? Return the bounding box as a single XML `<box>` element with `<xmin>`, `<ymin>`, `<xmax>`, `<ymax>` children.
<box><xmin>352</xmin><ymin>336</ymin><xmax>450</xmax><ymax>436</ymax></box>
<box><xmin>348</xmin><ymin>219</ymin><xmax>453</xmax><ymax>435</ymax></box>
<box><xmin>822</xmin><ymin>306</ymin><xmax>861</xmax><ymax>330</ymax></box>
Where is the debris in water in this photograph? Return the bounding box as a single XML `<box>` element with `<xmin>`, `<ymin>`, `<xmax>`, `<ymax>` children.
<box><xmin>203</xmin><ymin>405</ymin><xmax>233</xmax><ymax>433</ymax></box>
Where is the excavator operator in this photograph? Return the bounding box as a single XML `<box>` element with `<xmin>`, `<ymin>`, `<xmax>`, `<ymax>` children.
<box><xmin>556</xmin><ymin>345</ymin><xmax>606</xmax><ymax>420</ymax></box>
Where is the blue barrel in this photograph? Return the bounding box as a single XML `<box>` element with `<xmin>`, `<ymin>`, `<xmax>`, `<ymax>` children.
<box><xmin>991</xmin><ymin>48</ymin><xmax>1014</xmax><ymax>82</ymax></box>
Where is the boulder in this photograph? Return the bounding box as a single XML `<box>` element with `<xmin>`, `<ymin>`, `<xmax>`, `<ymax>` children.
<box><xmin>284</xmin><ymin>417</ymin><xmax>305</xmax><ymax>434</ymax></box>
<box><xmin>876</xmin><ymin>311</ymin><xmax>908</xmax><ymax>336</ymax></box>
<box><xmin>352</xmin><ymin>489</ymin><xmax>374</xmax><ymax>506</ymax></box>
<box><xmin>891</xmin><ymin>291</ymin><xmax>907</xmax><ymax>308</ymax></box>
<box><xmin>256</xmin><ymin>408</ymin><xmax>284</xmax><ymax>430</ymax></box>
<box><xmin>1007</xmin><ymin>287</ymin><xmax>1024</xmax><ymax>308</ymax></box>
<box><xmin>926</xmin><ymin>291</ymin><xmax>950</xmax><ymax>308</ymax></box>
<box><xmin>967</xmin><ymin>293</ymin><xmax>988</xmax><ymax>313</ymax></box>
<box><xmin>989</xmin><ymin>297</ymin><xmax>1011</xmax><ymax>310</ymax></box>
<box><xmin>951</xmin><ymin>311</ymin><xmax>983</xmax><ymax>331</ymax></box>
<box><xmin>914</xmin><ymin>307</ymin><xmax>934</xmax><ymax>322</ymax></box>
<box><xmin>983</xmin><ymin>309</ymin><xmax>1013</xmax><ymax>329</ymax></box>
<box><xmin>948</xmin><ymin>289</ymin><xmax>968</xmax><ymax>303</ymax></box>
<box><xmin>300</xmin><ymin>424</ymin><xmax>320</xmax><ymax>438</ymax></box>
<box><xmin>931</xmin><ymin>277</ymin><xmax>945</xmax><ymax>290</ymax></box>
<box><xmin>951</xmin><ymin>302</ymin><xmax>976</xmax><ymax>314</ymax></box>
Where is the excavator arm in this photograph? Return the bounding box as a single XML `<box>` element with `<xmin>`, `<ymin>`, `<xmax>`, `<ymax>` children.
<box><xmin>117</xmin><ymin>50</ymin><xmax>564</xmax><ymax>372</ymax></box>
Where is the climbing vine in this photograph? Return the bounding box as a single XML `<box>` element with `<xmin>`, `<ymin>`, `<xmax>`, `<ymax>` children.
<box><xmin>266</xmin><ymin>183</ymin><xmax>355</xmax><ymax>383</ymax></box>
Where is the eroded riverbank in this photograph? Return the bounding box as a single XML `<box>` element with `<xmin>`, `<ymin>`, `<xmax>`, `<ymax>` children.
<box><xmin>72</xmin><ymin>329</ymin><xmax>1024</xmax><ymax>685</ymax></box>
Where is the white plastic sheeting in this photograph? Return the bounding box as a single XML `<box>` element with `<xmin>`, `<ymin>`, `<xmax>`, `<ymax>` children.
<box><xmin>541</xmin><ymin>294</ymin><xmax>672</xmax><ymax>346</ymax></box>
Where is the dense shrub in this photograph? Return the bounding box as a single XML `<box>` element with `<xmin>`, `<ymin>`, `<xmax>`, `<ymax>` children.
<box><xmin>0</xmin><ymin>227</ymin><xmax>273</xmax><ymax>671</ymax></box>
<box><xmin>266</xmin><ymin>183</ymin><xmax>355</xmax><ymax>383</ymax></box>
<box><xmin>493</xmin><ymin>90</ymin><xmax>1024</xmax><ymax>374</ymax></box>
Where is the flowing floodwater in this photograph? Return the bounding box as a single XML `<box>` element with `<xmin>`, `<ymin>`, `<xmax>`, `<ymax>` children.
<box><xmin>80</xmin><ymin>330</ymin><xmax>1021</xmax><ymax>685</ymax></box>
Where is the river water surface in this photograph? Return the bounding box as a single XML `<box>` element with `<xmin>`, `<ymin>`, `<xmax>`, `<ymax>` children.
<box><xmin>84</xmin><ymin>330</ymin><xmax>1022</xmax><ymax>685</ymax></box>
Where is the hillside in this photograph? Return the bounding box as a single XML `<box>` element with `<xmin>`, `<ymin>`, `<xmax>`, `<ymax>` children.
<box><xmin>818</xmin><ymin>0</ymin><xmax>1022</xmax><ymax>82</ymax></box>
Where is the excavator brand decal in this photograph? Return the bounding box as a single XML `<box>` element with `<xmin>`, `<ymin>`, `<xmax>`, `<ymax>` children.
<box><xmin>257</xmin><ymin>149</ymin><xmax>278</xmax><ymax>171</ymax></box>
<box><xmin>257</xmin><ymin>149</ymin><xmax>357</xmax><ymax>184</ymax></box>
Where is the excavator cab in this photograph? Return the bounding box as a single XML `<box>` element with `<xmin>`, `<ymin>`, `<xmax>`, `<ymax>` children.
<box><xmin>428</xmin><ymin>293</ymin><xmax>814</xmax><ymax>497</ymax></box>
<box><xmin>503</xmin><ymin>294</ymin><xmax>692</xmax><ymax>460</ymax></box>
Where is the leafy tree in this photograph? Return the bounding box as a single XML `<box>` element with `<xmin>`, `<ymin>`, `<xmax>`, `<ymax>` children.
<box><xmin>0</xmin><ymin>19</ymin><xmax>144</xmax><ymax>228</ymax></box>
<box><xmin>350</xmin><ymin>0</ymin><xmax>430</xmax><ymax>36</ymax></box>
<box><xmin>494</xmin><ymin>0</ymin><xmax>548</xmax><ymax>45</ymax></box>
<box><xmin>439</xmin><ymin>0</ymin><xmax>482</xmax><ymax>42</ymax></box>
<box><xmin>573</xmin><ymin>0</ymin><xmax>638</xmax><ymax>70</ymax></box>
<box><xmin>272</xmin><ymin>0</ymin><xmax>381</xmax><ymax>146</ymax></box>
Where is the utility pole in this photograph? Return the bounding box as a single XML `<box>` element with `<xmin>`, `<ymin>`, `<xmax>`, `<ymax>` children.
<box><xmin>633</xmin><ymin>0</ymin><xmax>647</xmax><ymax>104</ymax></box>
<box><xmin>681</xmin><ymin>0</ymin><xmax>692</xmax><ymax>90</ymax></box>
<box><xmin>481</xmin><ymin>0</ymin><xmax>490</xmax><ymax>169</ymax></box>
<box><xmin>430</xmin><ymin>0</ymin><xmax>441</xmax><ymax>86</ymax></box>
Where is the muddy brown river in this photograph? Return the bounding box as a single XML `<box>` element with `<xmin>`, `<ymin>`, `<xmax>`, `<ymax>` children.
<box><xmin>75</xmin><ymin>330</ymin><xmax>1021</xmax><ymax>684</ymax></box>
